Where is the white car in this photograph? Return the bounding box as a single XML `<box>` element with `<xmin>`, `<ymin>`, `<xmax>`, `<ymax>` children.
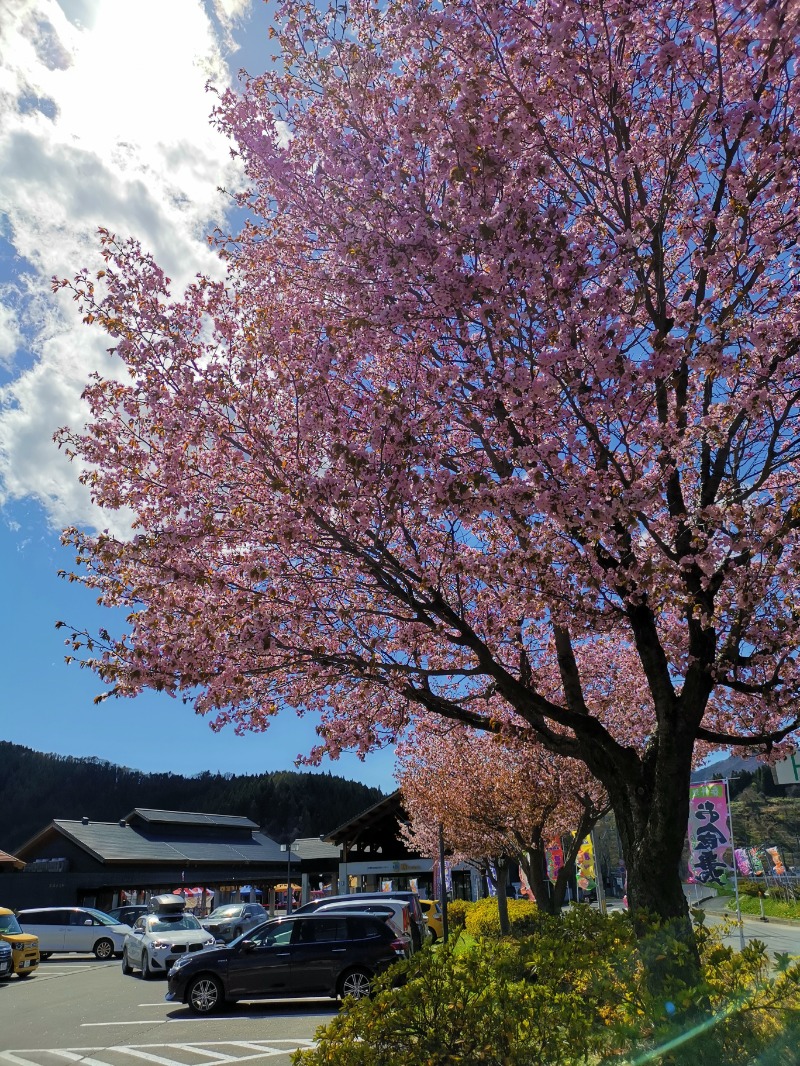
<box><xmin>122</xmin><ymin>912</ymin><xmax>216</xmax><ymax>979</ymax></box>
<box><xmin>308</xmin><ymin>899</ymin><xmax>414</xmax><ymax>954</ymax></box>
<box><xmin>17</xmin><ymin>906</ymin><xmax>130</xmax><ymax>960</ymax></box>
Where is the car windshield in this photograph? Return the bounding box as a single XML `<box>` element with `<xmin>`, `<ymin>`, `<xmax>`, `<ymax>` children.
<box><xmin>146</xmin><ymin>915</ymin><xmax>202</xmax><ymax>933</ymax></box>
<box><xmin>85</xmin><ymin>908</ymin><xmax>120</xmax><ymax>927</ymax></box>
<box><xmin>0</xmin><ymin>914</ymin><xmax>23</xmax><ymax>935</ymax></box>
<box><xmin>207</xmin><ymin>906</ymin><xmax>242</xmax><ymax>919</ymax></box>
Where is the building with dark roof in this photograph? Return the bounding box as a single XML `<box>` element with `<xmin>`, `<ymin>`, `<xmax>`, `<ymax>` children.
<box><xmin>0</xmin><ymin>796</ymin><xmax>481</xmax><ymax>912</ymax></box>
<box><xmin>0</xmin><ymin>849</ymin><xmax>24</xmax><ymax>872</ymax></box>
<box><xmin>323</xmin><ymin>791</ymin><xmax>479</xmax><ymax>899</ymax></box>
<box><xmin>0</xmin><ymin>808</ymin><xmax>336</xmax><ymax>913</ymax></box>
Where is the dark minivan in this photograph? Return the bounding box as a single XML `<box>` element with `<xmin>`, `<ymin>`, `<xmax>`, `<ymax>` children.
<box><xmin>166</xmin><ymin>911</ymin><xmax>406</xmax><ymax>1013</ymax></box>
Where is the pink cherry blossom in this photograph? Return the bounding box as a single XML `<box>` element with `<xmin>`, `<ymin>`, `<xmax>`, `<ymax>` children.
<box><xmin>55</xmin><ymin>0</ymin><xmax>800</xmax><ymax>939</ymax></box>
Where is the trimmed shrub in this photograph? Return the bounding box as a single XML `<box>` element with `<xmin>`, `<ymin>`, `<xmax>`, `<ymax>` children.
<box><xmin>464</xmin><ymin>895</ymin><xmax>542</xmax><ymax>938</ymax></box>
<box><xmin>738</xmin><ymin>878</ymin><xmax>767</xmax><ymax>897</ymax></box>
<box><xmin>292</xmin><ymin>907</ymin><xmax>800</xmax><ymax>1066</ymax></box>
<box><xmin>292</xmin><ymin>933</ymin><xmax>630</xmax><ymax>1066</ymax></box>
<box><xmin>444</xmin><ymin>897</ymin><xmax>470</xmax><ymax>931</ymax></box>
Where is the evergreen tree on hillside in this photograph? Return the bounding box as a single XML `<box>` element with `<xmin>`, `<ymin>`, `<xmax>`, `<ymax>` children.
<box><xmin>0</xmin><ymin>742</ymin><xmax>384</xmax><ymax>852</ymax></box>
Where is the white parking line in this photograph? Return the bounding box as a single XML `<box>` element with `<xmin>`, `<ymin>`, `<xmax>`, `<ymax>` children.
<box><xmin>83</xmin><ymin>1014</ymin><xmax>325</xmax><ymax>1028</ymax></box>
<box><xmin>82</xmin><ymin>1022</ymin><xmax>167</xmax><ymax>1028</ymax></box>
<box><xmin>173</xmin><ymin>1048</ymin><xmax>230</xmax><ymax>1061</ymax></box>
<box><xmin>37</xmin><ymin>1053</ymin><xmax>110</xmax><ymax>1066</ymax></box>
<box><xmin>110</xmin><ymin>1050</ymin><xmax>184</xmax><ymax>1066</ymax></box>
<box><xmin>0</xmin><ymin>1041</ymin><xmax>317</xmax><ymax>1066</ymax></box>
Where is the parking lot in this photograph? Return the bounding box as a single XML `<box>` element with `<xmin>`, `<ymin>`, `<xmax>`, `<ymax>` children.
<box><xmin>0</xmin><ymin>955</ymin><xmax>335</xmax><ymax>1065</ymax></box>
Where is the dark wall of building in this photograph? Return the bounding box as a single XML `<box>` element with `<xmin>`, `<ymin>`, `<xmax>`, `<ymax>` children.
<box><xmin>19</xmin><ymin>833</ymin><xmax>98</xmax><ymax>872</ymax></box>
<box><xmin>1</xmin><ymin>861</ymin><xmax>291</xmax><ymax>911</ymax></box>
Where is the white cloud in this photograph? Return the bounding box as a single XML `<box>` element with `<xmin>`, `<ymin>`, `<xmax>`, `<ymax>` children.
<box><xmin>0</xmin><ymin>0</ymin><xmax>247</xmax><ymax>531</ymax></box>
<box><xmin>0</xmin><ymin>293</ymin><xmax>23</xmax><ymax>365</ymax></box>
<box><xmin>212</xmin><ymin>0</ymin><xmax>253</xmax><ymax>32</ymax></box>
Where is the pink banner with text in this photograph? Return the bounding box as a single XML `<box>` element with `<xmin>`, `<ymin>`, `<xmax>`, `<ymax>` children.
<box><xmin>688</xmin><ymin>780</ymin><xmax>733</xmax><ymax>886</ymax></box>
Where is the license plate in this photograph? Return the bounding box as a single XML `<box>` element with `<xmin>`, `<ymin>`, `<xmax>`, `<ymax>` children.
<box><xmin>0</xmin><ymin>963</ymin><xmax>9</xmax><ymax>974</ymax></box>
<box><xmin>20</xmin><ymin>959</ymin><xmax>33</xmax><ymax>968</ymax></box>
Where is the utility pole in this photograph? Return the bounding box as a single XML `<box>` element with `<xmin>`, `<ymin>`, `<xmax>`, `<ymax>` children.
<box><xmin>590</xmin><ymin>831</ymin><xmax>607</xmax><ymax>915</ymax></box>
<box><xmin>725</xmin><ymin>778</ymin><xmax>746</xmax><ymax>951</ymax></box>
<box><xmin>438</xmin><ymin>822</ymin><xmax>449</xmax><ymax>944</ymax></box>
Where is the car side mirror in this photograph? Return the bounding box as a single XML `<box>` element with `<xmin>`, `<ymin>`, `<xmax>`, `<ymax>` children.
<box><xmin>240</xmin><ymin>940</ymin><xmax>257</xmax><ymax>953</ymax></box>
<box><xmin>84</xmin><ymin>919</ymin><xmax>93</xmax><ymax>926</ymax></box>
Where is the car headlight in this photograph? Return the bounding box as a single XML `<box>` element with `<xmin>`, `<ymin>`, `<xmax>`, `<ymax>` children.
<box><xmin>152</xmin><ymin>940</ymin><xmax>170</xmax><ymax>950</ymax></box>
<box><xmin>203</xmin><ymin>939</ymin><xmax>216</xmax><ymax>949</ymax></box>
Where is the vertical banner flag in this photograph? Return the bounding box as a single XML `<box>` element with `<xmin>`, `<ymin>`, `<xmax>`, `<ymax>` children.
<box><xmin>766</xmin><ymin>846</ymin><xmax>787</xmax><ymax>876</ymax></box>
<box><xmin>748</xmin><ymin>847</ymin><xmax>766</xmax><ymax>876</ymax></box>
<box><xmin>546</xmin><ymin>839</ymin><xmax>565</xmax><ymax>884</ymax></box>
<box><xmin>485</xmin><ymin>860</ymin><xmax>498</xmax><ymax>897</ymax></box>
<box><xmin>432</xmin><ymin>861</ymin><xmax>453</xmax><ymax>899</ymax></box>
<box><xmin>734</xmin><ymin>848</ymin><xmax>754</xmax><ymax>877</ymax></box>
<box><xmin>518</xmin><ymin>865</ymin><xmax>535</xmax><ymax>901</ymax></box>
<box><xmin>688</xmin><ymin>780</ymin><xmax>733</xmax><ymax>885</ymax></box>
<box><xmin>576</xmin><ymin>837</ymin><xmax>596</xmax><ymax>893</ymax></box>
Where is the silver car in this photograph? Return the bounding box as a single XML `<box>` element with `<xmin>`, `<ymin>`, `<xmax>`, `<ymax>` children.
<box><xmin>200</xmin><ymin>903</ymin><xmax>268</xmax><ymax>943</ymax></box>
<box><xmin>122</xmin><ymin>912</ymin><xmax>216</xmax><ymax>978</ymax></box>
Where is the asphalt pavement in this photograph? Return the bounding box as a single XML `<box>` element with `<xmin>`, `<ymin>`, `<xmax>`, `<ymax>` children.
<box><xmin>598</xmin><ymin>892</ymin><xmax>800</xmax><ymax>957</ymax></box>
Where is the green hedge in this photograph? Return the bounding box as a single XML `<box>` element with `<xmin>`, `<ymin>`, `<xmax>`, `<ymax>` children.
<box><xmin>293</xmin><ymin>906</ymin><xmax>800</xmax><ymax>1066</ymax></box>
<box><xmin>463</xmin><ymin>896</ymin><xmax>542</xmax><ymax>938</ymax></box>
<box><xmin>445</xmin><ymin>897</ymin><xmax>470</xmax><ymax>931</ymax></box>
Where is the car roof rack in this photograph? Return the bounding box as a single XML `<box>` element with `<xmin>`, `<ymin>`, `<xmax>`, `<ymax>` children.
<box><xmin>149</xmin><ymin>893</ymin><xmax>187</xmax><ymax>914</ymax></box>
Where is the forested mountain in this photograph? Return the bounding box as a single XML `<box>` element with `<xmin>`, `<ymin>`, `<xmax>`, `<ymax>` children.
<box><xmin>0</xmin><ymin>742</ymin><xmax>385</xmax><ymax>853</ymax></box>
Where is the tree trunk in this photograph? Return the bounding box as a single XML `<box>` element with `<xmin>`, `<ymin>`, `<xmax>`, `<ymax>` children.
<box><xmin>560</xmin><ymin>704</ymin><xmax>707</xmax><ymax>1002</ymax></box>
<box><xmin>493</xmin><ymin>857</ymin><xmax>511</xmax><ymax>934</ymax></box>
<box><xmin>527</xmin><ymin>837</ymin><xmax>578</xmax><ymax>914</ymax></box>
<box><xmin>551</xmin><ymin>855</ymin><xmax>574</xmax><ymax>913</ymax></box>
<box><xmin>605</xmin><ymin>739</ymin><xmax>701</xmax><ymax>992</ymax></box>
<box><xmin>522</xmin><ymin>835</ymin><xmax>557</xmax><ymax>915</ymax></box>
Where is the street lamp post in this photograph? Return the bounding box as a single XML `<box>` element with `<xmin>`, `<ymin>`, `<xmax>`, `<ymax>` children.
<box><xmin>286</xmin><ymin>843</ymin><xmax>293</xmax><ymax>914</ymax></box>
<box><xmin>280</xmin><ymin>842</ymin><xmax>294</xmax><ymax>914</ymax></box>
<box><xmin>280</xmin><ymin>828</ymin><xmax>300</xmax><ymax>915</ymax></box>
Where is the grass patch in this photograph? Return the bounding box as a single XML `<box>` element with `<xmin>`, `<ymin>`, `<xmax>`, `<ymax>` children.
<box><xmin>727</xmin><ymin>895</ymin><xmax>800</xmax><ymax>920</ymax></box>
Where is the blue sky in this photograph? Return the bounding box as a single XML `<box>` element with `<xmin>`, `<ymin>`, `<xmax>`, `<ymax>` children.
<box><xmin>0</xmin><ymin>0</ymin><xmax>396</xmax><ymax>790</ymax></box>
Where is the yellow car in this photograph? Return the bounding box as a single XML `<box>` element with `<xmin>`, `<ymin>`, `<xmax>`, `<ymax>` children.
<box><xmin>419</xmin><ymin>899</ymin><xmax>444</xmax><ymax>942</ymax></box>
<box><xmin>0</xmin><ymin>907</ymin><xmax>39</xmax><ymax>977</ymax></box>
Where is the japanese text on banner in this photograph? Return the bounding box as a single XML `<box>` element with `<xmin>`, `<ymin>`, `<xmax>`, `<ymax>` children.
<box><xmin>688</xmin><ymin>780</ymin><xmax>733</xmax><ymax>886</ymax></box>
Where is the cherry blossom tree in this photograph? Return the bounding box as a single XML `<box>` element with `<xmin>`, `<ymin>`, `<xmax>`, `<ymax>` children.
<box><xmin>397</xmin><ymin>718</ymin><xmax>609</xmax><ymax>923</ymax></box>
<box><xmin>56</xmin><ymin>0</ymin><xmax>800</xmax><ymax>958</ymax></box>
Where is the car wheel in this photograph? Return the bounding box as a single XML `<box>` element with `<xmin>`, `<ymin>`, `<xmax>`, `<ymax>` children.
<box><xmin>187</xmin><ymin>974</ymin><xmax>224</xmax><ymax>1014</ymax></box>
<box><xmin>39</xmin><ymin>953</ymin><xmax>52</xmax><ymax>961</ymax></box>
<box><xmin>121</xmin><ymin>949</ymin><xmax>133</xmax><ymax>975</ymax></box>
<box><xmin>428</xmin><ymin>929</ymin><xmax>438</xmax><ymax>944</ymax></box>
<box><xmin>339</xmin><ymin>968</ymin><xmax>372</xmax><ymax>1000</ymax></box>
<box><xmin>141</xmin><ymin>950</ymin><xmax>153</xmax><ymax>979</ymax></box>
<box><xmin>93</xmin><ymin>938</ymin><xmax>114</xmax><ymax>961</ymax></box>
<box><xmin>17</xmin><ymin>970</ymin><xmax>35</xmax><ymax>979</ymax></box>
